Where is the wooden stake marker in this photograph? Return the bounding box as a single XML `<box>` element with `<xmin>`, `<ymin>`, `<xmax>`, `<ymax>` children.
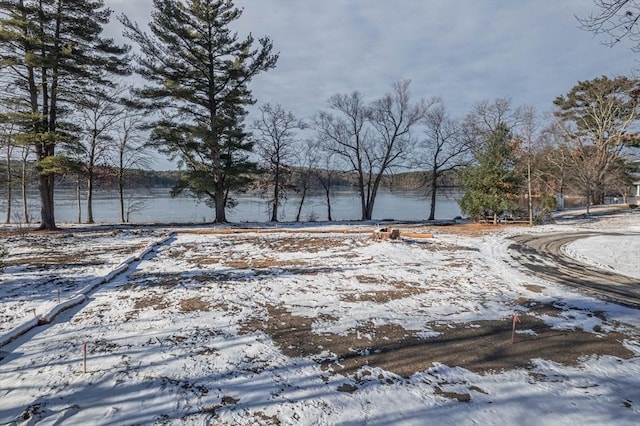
<box><xmin>83</xmin><ymin>343</ymin><xmax>87</xmax><ymax>373</ymax></box>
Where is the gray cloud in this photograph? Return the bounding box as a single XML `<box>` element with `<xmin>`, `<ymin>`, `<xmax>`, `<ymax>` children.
<box><xmin>105</xmin><ymin>0</ymin><xmax>635</xmax><ymax>121</ymax></box>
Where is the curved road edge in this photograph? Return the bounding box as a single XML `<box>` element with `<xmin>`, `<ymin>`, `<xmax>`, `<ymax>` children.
<box><xmin>507</xmin><ymin>232</ymin><xmax>640</xmax><ymax>309</ymax></box>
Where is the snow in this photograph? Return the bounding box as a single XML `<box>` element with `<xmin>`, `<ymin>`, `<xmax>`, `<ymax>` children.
<box><xmin>565</xmin><ymin>235</ymin><xmax>640</xmax><ymax>280</ymax></box>
<box><xmin>1</xmin><ymin>211</ymin><xmax>640</xmax><ymax>425</ymax></box>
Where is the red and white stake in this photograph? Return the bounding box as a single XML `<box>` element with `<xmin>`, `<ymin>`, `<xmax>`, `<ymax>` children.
<box><xmin>511</xmin><ymin>313</ymin><xmax>521</xmax><ymax>344</ymax></box>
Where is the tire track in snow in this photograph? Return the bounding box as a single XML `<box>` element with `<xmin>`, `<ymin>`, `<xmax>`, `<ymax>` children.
<box><xmin>508</xmin><ymin>232</ymin><xmax>640</xmax><ymax>308</ymax></box>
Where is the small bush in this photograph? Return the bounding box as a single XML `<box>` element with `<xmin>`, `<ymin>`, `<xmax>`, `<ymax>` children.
<box><xmin>629</xmin><ymin>204</ymin><xmax>638</xmax><ymax>209</ymax></box>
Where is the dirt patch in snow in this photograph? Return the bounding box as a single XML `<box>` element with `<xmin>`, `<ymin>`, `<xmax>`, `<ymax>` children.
<box><xmin>242</xmin><ymin>303</ymin><xmax>635</xmax><ymax>377</ymax></box>
<box><xmin>179</xmin><ymin>297</ymin><xmax>210</xmax><ymax>312</ymax></box>
<box><xmin>133</xmin><ymin>294</ymin><xmax>170</xmax><ymax>310</ymax></box>
<box><xmin>342</xmin><ymin>278</ymin><xmax>423</xmax><ymax>303</ymax></box>
<box><xmin>1</xmin><ymin>230</ymin><xmax>156</xmax><ymax>269</ymax></box>
<box><xmin>250</xmin><ymin>236</ymin><xmax>350</xmax><ymax>253</ymax></box>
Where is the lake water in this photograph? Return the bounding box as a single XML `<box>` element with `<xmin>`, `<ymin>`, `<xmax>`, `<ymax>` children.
<box><xmin>0</xmin><ymin>188</ymin><xmax>463</xmax><ymax>224</ymax></box>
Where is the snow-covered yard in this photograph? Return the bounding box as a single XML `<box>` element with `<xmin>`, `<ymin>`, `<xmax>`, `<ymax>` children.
<box><xmin>1</xmin><ymin>211</ymin><xmax>639</xmax><ymax>425</ymax></box>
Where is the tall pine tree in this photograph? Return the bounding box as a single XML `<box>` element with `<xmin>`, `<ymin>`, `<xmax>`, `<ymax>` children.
<box><xmin>121</xmin><ymin>0</ymin><xmax>278</xmax><ymax>223</ymax></box>
<box><xmin>0</xmin><ymin>0</ymin><xmax>130</xmax><ymax>229</ymax></box>
<box><xmin>553</xmin><ymin>75</ymin><xmax>640</xmax><ymax>206</ymax></box>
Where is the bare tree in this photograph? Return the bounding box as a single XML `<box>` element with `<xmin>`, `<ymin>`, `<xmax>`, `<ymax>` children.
<box><xmin>313</xmin><ymin>144</ymin><xmax>339</xmax><ymax>222</ymax></box>
<box><xmin>253</xmin><ymin>103</ymin><xmax>305</xmax><ymax>222</ymax></box>
<box><xmin>578</xmin><ymin>1</ymin><xmax>640</xmax><ymax>51</ymax></box>
<box><xmin>293</xmin><ymin>139</ymin><xmax>320</xmax><ymax>222</ymax></box>
<box><xmin>124</xmin><ymin>195</ymin><xmax>148</xmax><ymax>223</ymax></box>
<box><xmin>538</xmin><ymin>123</ymin><xmax>572</xmax><ymax>211</ymax></box>
<box><xmin>463</xmin><ymin>98</ymin><xmax>522</xmax><ymax>146</ymax></box>
<box><xmin>518</xmin><ymin>106</ymin><xmax>541</xmax><ymax>225</ymax></box>
<box><xmin>316</xmin><ymin>80</ymin><xmax>428</xmax><ymax>220</ymax></box>
<box><xmin>70</xmin><ymin>83</ymin><xmax>126</xmax><ymax>223</ymax></box>
<box><xmin>315</xmin><ymin>91</ymin><xmax>368</xmax><ymax>219</ymax></box>
<box><xmin>109</xmin><ymin>99</ymin><xmax>151</xmax><ymax>223</ymax></box>
<box><xmin>417</xmin><ymin>101</ymin><xmax>471</xmax><ymax>220</ymax></box>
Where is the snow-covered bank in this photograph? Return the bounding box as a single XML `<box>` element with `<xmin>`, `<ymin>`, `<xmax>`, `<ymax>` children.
<box><xmin>1</xmin><ymin>211</ymin><xmax>639</xmax><ymax>425</ymax></box>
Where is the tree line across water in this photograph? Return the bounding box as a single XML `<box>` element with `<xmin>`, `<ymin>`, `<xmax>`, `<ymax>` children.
<box><xmin>0</xmin><ymin>0</ymin><xmax>639</xmax><ymax>229</ymax></box>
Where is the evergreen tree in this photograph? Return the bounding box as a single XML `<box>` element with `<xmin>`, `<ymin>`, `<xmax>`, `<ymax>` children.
<box><xmin>458</xmin><ymin>122</ymin><xmax>522</xmax><ymax>224</ymax></box>
<box><xmin>0</xmin><ymin>0</ymin><xmax>130</xmax><ymax>229</ymax></box>
<box><xmin>121</xmin><ymin>0</ymin><xmax>278</xmax><ymax>223</ymax></box>
<box><xmin>553</xmin><ymin>75</ymin><xmax>640</xmax><ymax>205</ymax></box>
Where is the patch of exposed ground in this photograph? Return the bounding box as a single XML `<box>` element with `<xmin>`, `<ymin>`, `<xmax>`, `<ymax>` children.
<box><xmin>179</xmin><ymin>297</ymin><xmax>210</xmax><ymax>312</ymax></box>
<box><xmin>133</xmin><ymin>294</ymin><xmax>170</xmax><ymax>310</ymax></box>
<box><xmin>524</xmin><ymin>284</ymin><xmax>546</xmax><ymax>293</ymax></box>
<box><xmin>1</xmin><ymin>230</ymin><xmax>155</xmax><ymax>269</ymax></box>
<box><xmin>400</xmin><ymin>222</ymin><xmax>526</xmax><ymax>238</ymax></box>
<box><xmin>342</xmin><ymin>277</ymin><xmax>424</xmax><ymax>303</ymax></box>
<box><xmin>222</xmin><ymin>258</ymin><xmax>307</xmax><ymax>269</ymax></box>
<box><xmin>241</xmin><ymin>303</ymin><xmax>635</xmax><ymax>378</ymax></box>
<box><xmin>249</xmin><ymin>236</ymin><xmax>350</xmax><ymax>253</ymax></box>
<box><xmin>179</xmin><ymin>235</ymin><xmax>364</xmax><ymax>268</ymax></box>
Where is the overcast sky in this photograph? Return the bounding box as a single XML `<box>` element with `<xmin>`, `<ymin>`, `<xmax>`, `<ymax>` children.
<box><xmin>104</xmin><ymin>0</ymin><xmax>636</xmax><ymax>167</ymax></box>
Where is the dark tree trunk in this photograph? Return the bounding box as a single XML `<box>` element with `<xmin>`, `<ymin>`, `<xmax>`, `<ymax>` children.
<box><xmin>295</xmin><ymin>186</ymin><xmax>307</xmax><ymax>222</ymax></box>
<box><xmin>38</xmin><ymin>173</ymin><xmax>56</xmax><ymax>230</ymax></box>
<box><xmin>119</xmin><ymin>178</ymin><xmax>125</xmax><ymax>223</ymax></box>
<box><xmin>428</xmin><ymin>170</ymin><xmax>438</xmax><ymax>221</ymax></box>
<box><xmin>214</xmin><ymin>188</ymin><xmax>227</xmax><ymax>223</ymax></box>
<box><xmin>21</xmin><ymin>151</ymin><xmax>29</xmax><ymax>223</ymax></box>
<box><xmin>86</xmin><ymin>171</ymin><xmax>94</xmax><ymax>223</ymax></box>
<box><xmin>271</xmin><ymin>168</ymin><xmax>279</xmax><ymax>222</ymax></box>
<box><xmin>76</xmin><ymin>176</ymin><xmax>82</xmax><ymax>223</ymax></box>
<box><xmin>325</xmin><ymin>189</ymin><xmax>332</xmax><ymax>221</ymax></box>
<box><xmin>5</xmin><ymin>149</ymin><xmax>11</xmax><ymax>224</ymax></box>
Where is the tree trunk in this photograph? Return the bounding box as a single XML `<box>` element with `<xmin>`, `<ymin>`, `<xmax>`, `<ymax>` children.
<box><xmin>38</xmin><ymin>172</ymin><xmax>56</xmax><ymax>230</ymax></box>
<box><xmin>214</xmin><ymin>188</ymin><xmax>227</xmax><ymax>223</ymax></box>
<box><xmin>119</xmin><ymin>178</ymin><xmax>125</xmax><ymax>223</ymax></box>
<box><xmin>527</xmin><ymin>161</ymin><xmax>533</xmax><ymax>226</ymax></box>
<box><xmin>325</xmin><ymin>188</ymin><xmax>332</xmax><ymax>222</ymax></box>
<box><xmin>36</xmin><ymin>5</ymin><xmax>62</xmax><ymax>231</ymax></box>
<box><xmin>594</xmin><ymin>185</ymin><xmax>605</xmax><ymax>206</ymax></box>
<box><xmin>295</xmin><ymin>186</ymin><xmax>307</xmax><ymax>222</ymax></box>
<box><xmin>76</xmin><ymin>176</ymin><xmax>82</xmax><ymax>223</ymax></box>
<box><xmin>5</xmin><ymin>148</ymin><xmax>11</xmax><ymax>224</ymax></box>
<box><xmin>271</xmin><ymin>174</ymin><xmax>279</xmax><ymax>222</ymax></box>
<box><xmin>21</xmin><ymin>149</ymin><xmax>29</xmax><ymax>223</ymax></box>
<box><xmin>357</xmin><ymin>173</ymin><xmax>367</xmax><ymax>220</ymax></box>
<box><xmin>86</xmin><ymin>169</ymin><xmax>94</xmax><ymax>223</ymax></box>
<box><xmin>428</xmin><ymin>170</ymin><xmax>438</xmax><ymax>221</ymax></box>
<box><xmin>364</xmin><ymin>179</ymin><xmax>382</xmax><ymax>221</ymax></box>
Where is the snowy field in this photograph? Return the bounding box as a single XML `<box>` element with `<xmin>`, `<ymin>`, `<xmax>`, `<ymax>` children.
<box><xmin>1</xmin><ymin>210</ymin><xmax>639</xmax><ymax>425</ymax></box>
